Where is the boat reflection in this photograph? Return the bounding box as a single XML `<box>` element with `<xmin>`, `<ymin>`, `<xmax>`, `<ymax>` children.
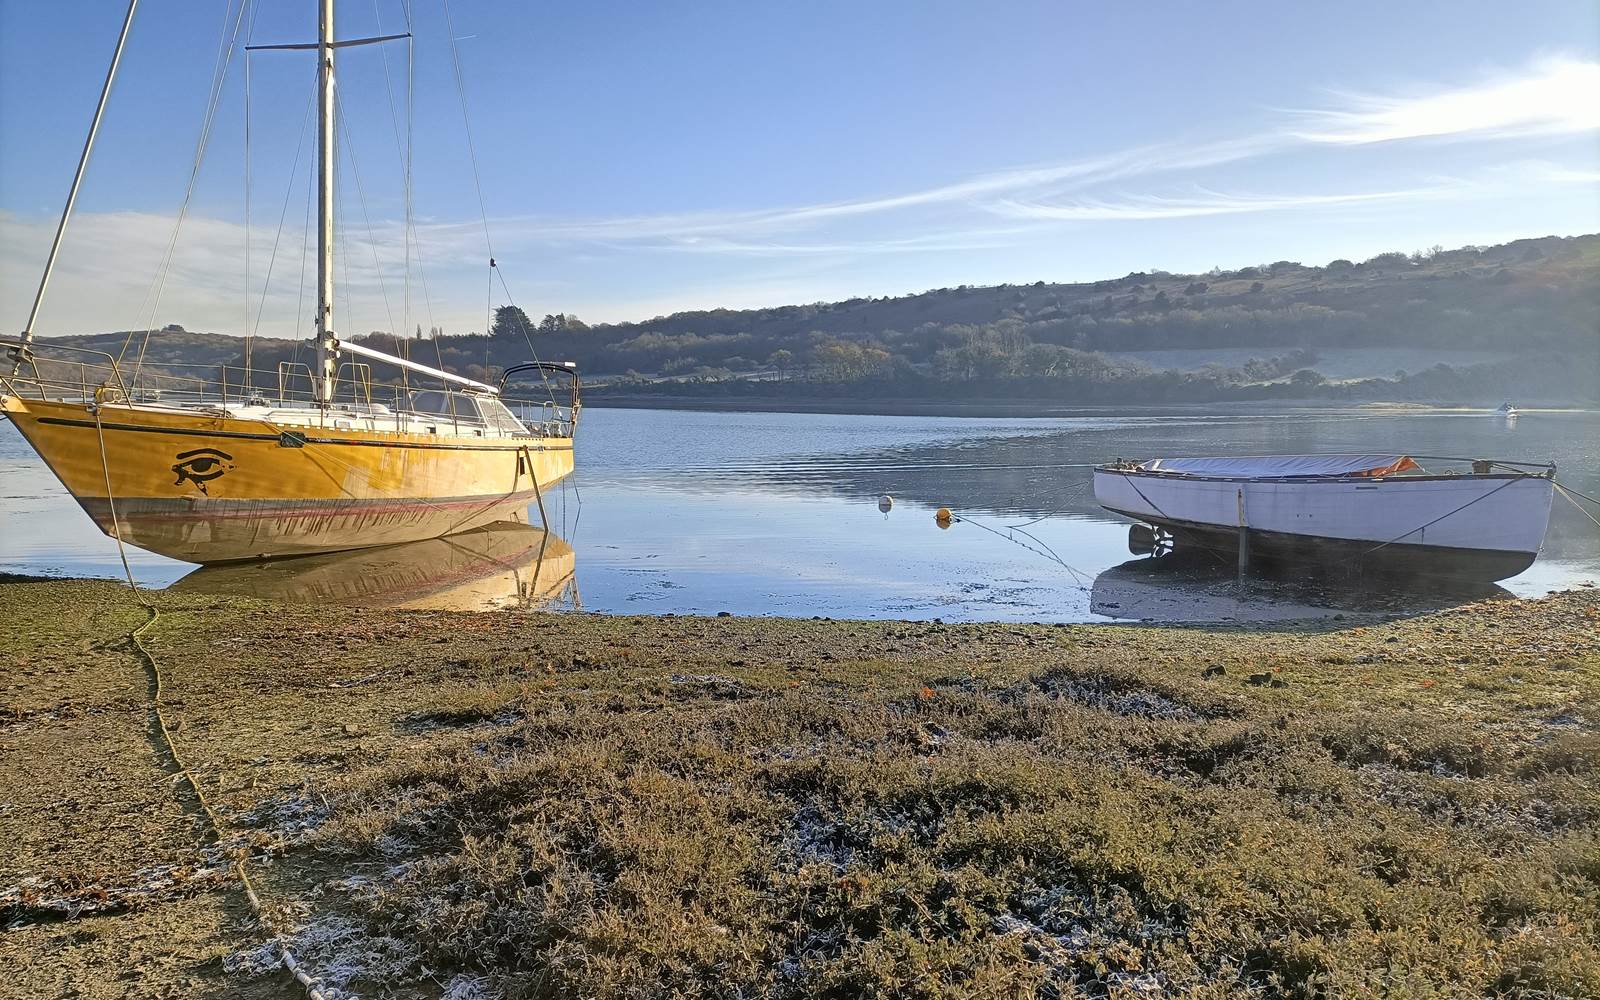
<box><xmin>1090</xmin><ymin>552</ymin><xmax>1511</xmax><ymax>625</ymax></box>
<box><xmin>169</xmin><ymin>521</ymin><xmax>578</xmax><ymax>612</ymax></box>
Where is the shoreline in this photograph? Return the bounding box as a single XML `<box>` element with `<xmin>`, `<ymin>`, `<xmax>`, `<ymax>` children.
<box><xmin>581</xmin><ymin>394</ymin><xmax>1595</xmax><ymax>418</ymax></box>
<box><xmin>3</xmin><ymin>576</ymin><xmax>1596</xmax><ymax>996</ymax></box>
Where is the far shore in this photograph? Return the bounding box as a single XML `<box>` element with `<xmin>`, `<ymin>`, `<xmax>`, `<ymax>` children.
<box><xmin>581</xmin><ymin>392</ymin><xmax>1594</xmax><ymax>419</ymax></box>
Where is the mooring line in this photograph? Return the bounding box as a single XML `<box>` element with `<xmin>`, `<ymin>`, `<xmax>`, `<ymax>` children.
<box><xmin>1004</xmin><ymin>479</ymin><xmax>1090</xmax><ymax>528</ymax></box>
<box><xmin>1556</xmin><ymin>483</ymin><xmax>1600</xmax><ymax>529</ymax></box>
<box><xmin>1553</xmin><ymin>479</ymin><xmax>1600</xmax><ymax>511</ymax></box>
<box><xmin>940</xmin><ymin>507</ymin><xmax>1094</xmax><ymax>589</ymax></box>
<box><xmin>90</xmin><ymin>397</ymin><xmax>331</xmax><ymax>1000</ymax></box>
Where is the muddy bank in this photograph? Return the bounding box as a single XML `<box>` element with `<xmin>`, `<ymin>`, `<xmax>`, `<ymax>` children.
<box><xmin>2</xmin><ymin>576</ymin><xmax>1597</xmax><ymax>998</ymax></box>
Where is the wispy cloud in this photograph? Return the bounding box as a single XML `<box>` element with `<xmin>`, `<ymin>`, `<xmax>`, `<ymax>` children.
<box><xmin>987</xmin><ymin>184</ymin><xmax>1456</xmax><ymax>222</ymax></box>
<box><xmin>491</xmin><ymin>56</ymin><xmax>1600</xmax><ymax>250</ymax></box>
<box><xmin>634</xmin><ymin>231</ymin><xmax>1027</xmax><ymax>257</ymax></box>
<box><xmin>4</xmin><ymin>57</ymin><xmax>1597</xmax><ymax>333</ymax></box>
<box><xmin>1285</xmin><ymin>56</ymin><xmax>1600</xmax><ymax>145</ymax></box>
<box><xmin>488</xmin><ymin>137</ymin><xmax>1285</xmax><ymax>250</ymax></box>
<box><xmin>988</xmin><ymin>157</ymin><xmax>1600</xmax><ymax>224</ymax></box>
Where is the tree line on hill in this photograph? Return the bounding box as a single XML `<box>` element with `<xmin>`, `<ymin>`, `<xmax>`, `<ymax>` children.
<box><xmin>43</xmin><ymin>233</ymin><xmax>1600</xmax><ymax>405</ymax></box>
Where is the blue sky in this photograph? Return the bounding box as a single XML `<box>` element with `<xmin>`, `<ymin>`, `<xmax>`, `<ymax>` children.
<box><xmin>1</xmin><ymin>0</ymin><xmax>1597</xmax><ymax>338</ymax></box>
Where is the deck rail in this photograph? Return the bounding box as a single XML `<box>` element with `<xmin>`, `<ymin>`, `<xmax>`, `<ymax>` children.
<box><xmin>1</xmin><ymin>338</ymin><xmax>577</xmax><ymax>439</ymax></box>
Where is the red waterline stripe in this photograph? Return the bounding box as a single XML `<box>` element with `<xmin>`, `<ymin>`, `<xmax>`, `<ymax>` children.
<box><xmin>97</xmin><ymin>490</ymin><xmax>545</xmax><ymax>521</ymax></box>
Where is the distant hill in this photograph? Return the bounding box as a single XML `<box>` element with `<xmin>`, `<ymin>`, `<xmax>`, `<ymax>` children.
<box><xmin>40</xmin><ymin>233</ymin><xmax>1600</xmax><ymax>405</ymax></box>
<box><xmin>38</xmin><ymin>326</ymin><xmax>297</xmax><ymax>379</ymax></box>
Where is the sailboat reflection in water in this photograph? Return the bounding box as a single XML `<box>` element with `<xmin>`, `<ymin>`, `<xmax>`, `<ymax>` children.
<box><xmin>171</xmin><ymin>521</ymin><xmax>577</xmax><ymax>613</ymax></box>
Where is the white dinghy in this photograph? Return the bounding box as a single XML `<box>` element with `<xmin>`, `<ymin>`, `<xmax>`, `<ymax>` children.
<box><xmin>1094</xmin><ymin>454</ymin><xmax>1555</xmax><ymax>582</ymax></box>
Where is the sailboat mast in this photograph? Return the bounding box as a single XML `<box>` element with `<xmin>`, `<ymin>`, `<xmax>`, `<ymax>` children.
<box><xmin>314</xmin><ymin>0</ymin><xmax>337</xmax><ymax>405</ymax></box>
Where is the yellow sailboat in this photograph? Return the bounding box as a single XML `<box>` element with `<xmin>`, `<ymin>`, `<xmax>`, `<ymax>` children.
<box><xmin>2</xmin><ymin>0</ymin><xmax>576</xmax><ymax>565</ymax></box>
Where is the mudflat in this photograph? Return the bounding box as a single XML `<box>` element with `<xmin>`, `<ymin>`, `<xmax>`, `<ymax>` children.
<box><xmin>2</xmin><ymin>576</ymin><xmax>1596</xmax><ymax>998</ymax></box>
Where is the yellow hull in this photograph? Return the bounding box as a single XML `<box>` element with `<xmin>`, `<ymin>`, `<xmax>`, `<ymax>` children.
<box><xmin>1</xmin><ymin>395</ymin><xmax>574</xmax><ymax>564</ymax></box>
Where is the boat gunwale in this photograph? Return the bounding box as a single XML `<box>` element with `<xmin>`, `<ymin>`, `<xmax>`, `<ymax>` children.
<box><xmin>10</xmin><ymin>398</ymin><xmax>574</xmax><ymax>453</ymax></box>
<box><xmin>1092</xmin><ymin>466</ymin><xmax>1552</xmax><ymax>486</ymax></box>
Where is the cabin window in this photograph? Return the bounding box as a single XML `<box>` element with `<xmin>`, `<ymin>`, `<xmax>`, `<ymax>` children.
<box><xmin>476</xmin><ymin>397</ymin><xmax>528</xmax><ymax>434</ymax></box>
<box><xmin>409</xmin><ymin>390</ymin><xmax>462</xmax><ymax>416</ymax></box>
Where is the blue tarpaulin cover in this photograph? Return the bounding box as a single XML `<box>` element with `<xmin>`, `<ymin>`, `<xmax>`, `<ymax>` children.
<box><xmin>1138</xmin><ymin>455</ymin><xmax>1419</xmax><ymax>478</ymax></box>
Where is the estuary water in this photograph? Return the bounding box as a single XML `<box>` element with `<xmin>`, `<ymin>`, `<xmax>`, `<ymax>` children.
<box><xmin>2</xmin><ymin>405</ymin><xmax>1597</xmax><ymax>623</ymax></box>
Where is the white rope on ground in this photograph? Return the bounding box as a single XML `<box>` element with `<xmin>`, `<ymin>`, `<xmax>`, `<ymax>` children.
<box><xmin>88</xmin><ymin>395</ymin><xmax>333</xmax><ymax>1000</ymax></box>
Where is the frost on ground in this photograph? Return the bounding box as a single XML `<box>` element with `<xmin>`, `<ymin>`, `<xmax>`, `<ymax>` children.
<box><xmin>441</xmin><ymin>973</ymin><xmax>499</xmax><ymax>1000</ymax></box>
<box><xmin>1018</xmin><ymin>668</ymin><xmax>1207</xmax><ymax>720</ymax></box>
<box><xmin>1</xmin><ymin>861</ymin><xmax>232</xmax><ymax>928</ymax></box>
<box><xmin>225</xmin><ymin>912</ymin><xmax>428</xmax><ymax>999</ymax></box>
<box><xmin>236</xmin><ymin>789</ymin><xmax>333</xmax><ymax>845</ymax></box>
<box><xmin>102</xmin><ymin>587</ymin><xmax>1595</xmax><ymax>999</ymax></box>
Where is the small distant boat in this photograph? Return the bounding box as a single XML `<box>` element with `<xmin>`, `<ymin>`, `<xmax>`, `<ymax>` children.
<box><xmin>1094</xmin><ymin>454</ymin><xmax>1555</xmax><ymax>582</ymax></box>
<box><xmin>1496</xmin><ymin>402</ymin><xmax>1519</xmax><ymax>420</ymax></box>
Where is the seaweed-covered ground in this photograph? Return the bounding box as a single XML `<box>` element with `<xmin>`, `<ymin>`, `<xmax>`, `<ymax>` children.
<box><xmin>1</xmin><ymin>576</ymin><xmax>1597</xmax><ymax>999</ymax></box>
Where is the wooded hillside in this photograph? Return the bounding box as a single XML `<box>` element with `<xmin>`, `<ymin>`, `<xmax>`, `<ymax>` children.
<box><xmin>42</xmin><ymin>233</ymin><xmax>1600</xmax><ymax>404</ymax></box>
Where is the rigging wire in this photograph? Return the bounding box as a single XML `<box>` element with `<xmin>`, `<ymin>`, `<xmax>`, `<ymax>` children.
<box><xmin>393</xmin><ymin>7</ymin><xmax>444</xmax><ymax>360</ymax></box>
<box><xmin>122</xmin><ymin>0</ymin><xmax>251</xmax><ymax>384</ymax></box>
<box><xmin>440</xmin><ymin>0</ymin><xmax>495</xmax><ymax>260</ymax></box>
<box><xmin>334</xmin><ymin>91</ymin><xmax>402</xmax><ymax>350</ymax></box>
<box><xmin>437</xmin><ymin>0</ymin><xmax>560</xmax><ymax>411</ymax></box>
<box><xmin>249</xmin><ymin>66</ymin><xmax>320</xmax><ymax>348</ymax></box>
<box><xmin>370</xmin><ymin>0</ymin><xmax>414</xmax><ymax>346</ymax></box>
<box><xmin>492</xmin><ymin>266</ymin><xmax>561</xmax><ymax>407</ymax></box>
<box><xmin>13</xmin><ymin>0</ymin><xmax>138</xmax><ymax>367</ymax></box>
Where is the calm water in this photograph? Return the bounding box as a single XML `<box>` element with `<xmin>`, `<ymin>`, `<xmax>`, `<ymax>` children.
<box><xmin>2</xmin><ymin>406</ymin><xmax>1596</xmax><ymax>623</ymax></box>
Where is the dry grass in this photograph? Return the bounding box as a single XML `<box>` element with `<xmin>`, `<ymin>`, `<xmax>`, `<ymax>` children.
<box><xmin>302</xmin><ymin>662</ymin><xmax>1599</xmax><ymax>998</ymax></box>
<box><xmin>1</xmin><ymin>577</ymin><xmax>1597</xmax><ymax>998</ymax></box>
